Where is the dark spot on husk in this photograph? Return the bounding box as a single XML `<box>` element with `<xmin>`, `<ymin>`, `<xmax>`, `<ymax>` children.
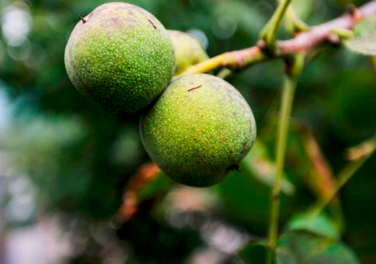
<box><xmin>188</xmin><ymin>85</ymin><xmax>202</xmax><ymax>92</ymax></box>
<box><xmin>148</xmin><ymin>19</ymin><xmax>157</xmax><ymax>29</ymax></box>
<box><xmin>78</xmin><ymin>16</ymin><xmax>87</xmax><ymax>23</ymax></box>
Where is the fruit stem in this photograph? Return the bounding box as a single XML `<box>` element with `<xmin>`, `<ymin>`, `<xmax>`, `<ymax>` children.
<box><xmin>266</xmin><ymin>54</ymin><xmax>304</xmax><ymax>264</ymax></box>
<box><xmin>181</xmin><ymin>47</ymin><xmax>269</xmax><ymax>75</ymax></box>
<box><xmin>259</xmin><ymin>0</ymin><xmax>292</xmax><ymax>52</ymax></box>
<box><xmin>217</xmin><ymin>68</ymin><xmax>233</xmax><ymax>79</ymax></box>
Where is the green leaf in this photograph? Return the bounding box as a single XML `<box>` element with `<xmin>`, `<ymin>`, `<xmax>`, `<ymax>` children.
<box><xmin>286</xmin><ymin>211</ymin><xmax>340</xmax><ymax>239</ymax></box>
<box><xmin>345</xmin><ymin>15</ymin><xmax>376</xmax><ymax>55</ymax></box>
<box><xmin>276</xmin><ymin>230</ymin><xmax>360</xmax><ymax>264</ymax></box>
<box><xmin>239</xmin><ymin>242</ymin><xmax>273</xmax><ymax>264</ymax></box>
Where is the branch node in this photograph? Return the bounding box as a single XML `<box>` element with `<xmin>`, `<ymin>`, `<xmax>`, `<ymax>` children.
<box><xmin>257</xmin><ymin>39</ymin><xmax>267</xmax><ymax>49</ymax></box>
<box><xmin>348</xmin><ymin>4</ymin><xmax>363</xmax><ymax>22</ymax></box>
<box><xmin>327</xmin><ymin>33</ymin><xmax>341</xmax><ymax>45</ymax></box>
<box><xmin>258</xmin><ymin>40</ymin><xmax>274</xmax><ymax>57</ymax></box>
<box><xmin>223</xmin><ymin>52</ymin><xmax>245</xmax><ymax>71</ymax></box>
<box><xmin>283</xmin><ymin>56</ymin><xmax>294</xmax><ymax>75</ymax></box>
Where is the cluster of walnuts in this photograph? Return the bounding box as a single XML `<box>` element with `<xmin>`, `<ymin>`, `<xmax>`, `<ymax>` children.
<box><xmin>65</xmin><ymin>2</ymin><xmax>257</xmax><ymax>187</ymax></box>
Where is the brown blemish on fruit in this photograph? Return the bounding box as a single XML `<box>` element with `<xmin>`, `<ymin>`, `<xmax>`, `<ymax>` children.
<box><xmin>148</xmin><ymin>19</ymin><xmax>157</xmax><ymax>29</ymax></box>
<box><xmin>188</xmin><ymin>85</ymin><xmax>202</xmax><ymax>92</ymax></box>
<box><xmin>78</xmin><ymin>16</ymin><xmax>87</xmax><ymax>24</ymax></box>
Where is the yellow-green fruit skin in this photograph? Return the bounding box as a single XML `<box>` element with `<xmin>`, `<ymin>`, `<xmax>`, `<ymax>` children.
<box><xmin>140</xmin><ymin>74</ymin><xmax>257</xmax><ymax>187</ymax></box>
<box><xmin>65</xmin><ymin>3</ymin><xmax>175</xmax><ymax>113</ymax></box>
<box><xmin>168</xmin><ymin>30</ymin><xmax>208</xmax><ymax>75</ymax></box>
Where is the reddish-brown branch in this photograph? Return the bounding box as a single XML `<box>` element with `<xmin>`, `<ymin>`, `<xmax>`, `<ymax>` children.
<box><xmin>116</xmin><ymin>163</ymin><xmax>160</xmax><ymax>222</ymax></box>
<box><xmin>278</xmin><ymin>1</ymin><xmax>376</xmax><ymax>53</ymax></box>
<box><xmin>183</xmin><ymin>1</ymin><xmax>376</xmax><ymax>74</ymax></box>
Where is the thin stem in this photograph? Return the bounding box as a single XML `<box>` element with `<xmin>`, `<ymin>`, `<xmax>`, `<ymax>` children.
<box><xmin>217</xmin><ymin>68</ymin><xmax>233</xmax><ymax>79</ymax></box>
<box><xmin>266</xmin><ymin>54</ymin><xmax>305</xmax><ymax>264</ymax></box>
<box><xmin>260</xmin><ymin>0</ymin><xmax>292</xmax><ymax>50</ymax></box>
<box><xmin>312</xmin><ymin>156</ymin><xmax>370</xmax><ymax>215</ymax></box>
<box><xmin>311</xmin><ymin>135</ymin><xmax>376</xmax><ymax>216</ymax></box>
<box><xmin>346</xmin><ymin>134</ymin><xmax>376</xmax><ymax>161</ymax></box>
<box><xmin>182</xmin><ymin>54</ymin><xmax>225</xmax><ymax>74</ymax></box>
<box><xmin>330</xmin><ymin>28</ymin><xmax>354</xmax><ymax>39</ymax></box>
<box><xmin>277</xmin><ymin>0</ymin><xmax>309</xmax><ymax>33</ymax></box>
<box><xmin>285</xmin><ymin>7</ymin><xmax>310</xmax><ymax>33</ymax></box>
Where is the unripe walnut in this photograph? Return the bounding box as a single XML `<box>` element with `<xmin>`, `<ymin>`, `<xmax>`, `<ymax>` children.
<box><xmin>168</xmin><ymin>30</ymin><xmax>208</xmax><ymax>74</ymax></box>
<box><xmin>65</xmin><ymin>2</ymin><xmax>175</xmax><ymax>113</ymax></box>
<box><xmin>140</xmin><ymin>74</ymin><xmax>257</xmax><ymax>187</ymax></box>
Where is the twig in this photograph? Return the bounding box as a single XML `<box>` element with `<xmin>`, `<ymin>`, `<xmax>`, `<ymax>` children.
<box><xmin>182</xmin><ymin>46</ymin><xmax>267</xmax><ymax>74</ymax></box>
<box><xmin>182</xmin><ymin>1</ymin><xmax>376</xmax><ymax>75</ymax></box>
<box><xmin>260</xmin><ymin>0</ymin><xmax>293</xmax><ymax>51</ymax></box>
<box><xmin>284</xmin><ymin>6</ymin><xmax>310</xmax><ymax>33</ymax></box>
<box><xmin>346</xmin><ymin>134</ymin><xmax>376</xmax><ymax>161</ymax></box>
<box><xmin>299</xmin><ymin>135</ymin><xmax>376</xmax><ymax>226</ymax></box>
<box><xmin>311</xmin><ymin>139</ymin><xmax>376</xmax><ymax>217</ymax></box>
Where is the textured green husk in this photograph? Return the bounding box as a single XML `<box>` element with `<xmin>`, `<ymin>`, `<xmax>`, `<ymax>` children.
<box><xmin>140</xmin><ymin>74</ymin><xmax>257</xmax><ymax>187</ymax></box>
<box><xmin>65</xmin><ymin>2</ymin><xmax>175</xmax><ymax>113</ymax></box>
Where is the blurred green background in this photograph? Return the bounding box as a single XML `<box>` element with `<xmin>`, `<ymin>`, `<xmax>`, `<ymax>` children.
<box><xmin>0</xmin><ymin>0</ymin><xmax>376</xmax><ymax>263</ymax></box>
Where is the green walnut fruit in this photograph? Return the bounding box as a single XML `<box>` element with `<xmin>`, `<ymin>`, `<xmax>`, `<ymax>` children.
<box><xmin>168</xmin><ymin>30</ymin><xmax>208</xmax><ymax>75</ymax></box>
<box><xmin>65</xmin><ymin>2</ymin><xmax>175</xmax><ymax>113</ymax></box>
<box><xmin>140</xmin><ymin>74</ymin><xmax>256</xmax><ymax>187</ymax></box>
